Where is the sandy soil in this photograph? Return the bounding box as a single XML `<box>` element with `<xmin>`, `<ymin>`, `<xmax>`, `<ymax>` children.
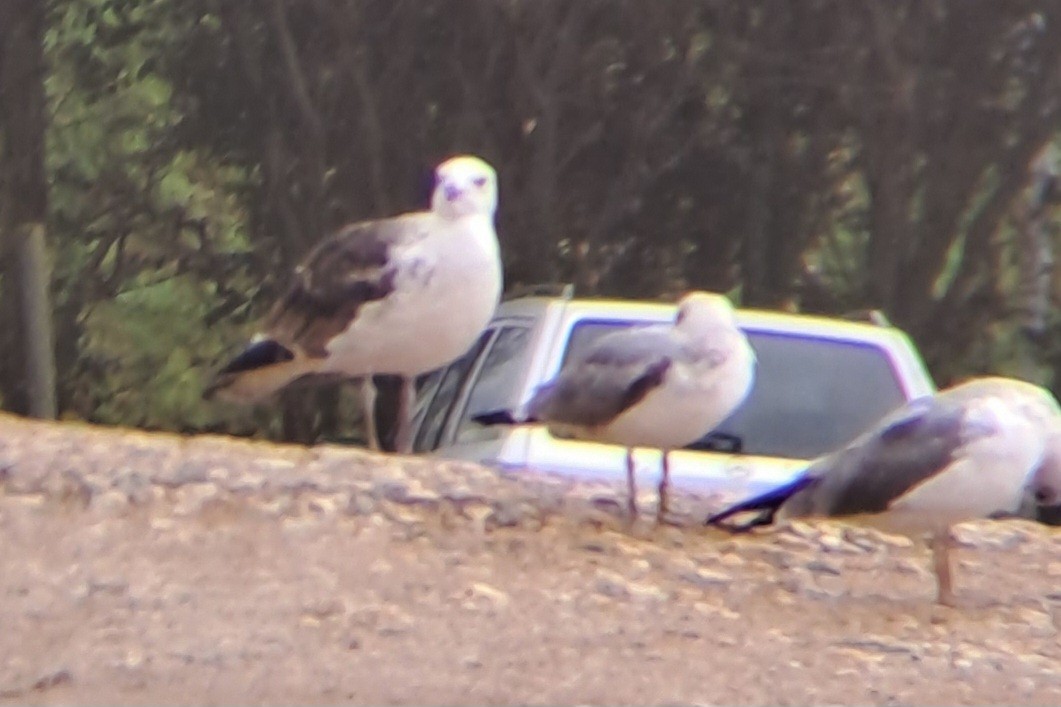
<box><xmin>0</xmin><ymin>414</ymin><xmax>1058</xmax><ymax>706</ymax></box>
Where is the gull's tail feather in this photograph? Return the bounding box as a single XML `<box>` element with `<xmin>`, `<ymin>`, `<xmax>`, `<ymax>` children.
<box><xmin>204</xmin><ymin>339</ymin><xmax>310</xmax><ymax>403</ymax></box>
<box><xmin>472</xmin><ymin>409</ymin><xmax>539</xmax><ymax>426</ymax></box>
<box><xmin>705</xmin><ymin>474</ymin><xmax>816</xmax><ymax>531</ymax></box>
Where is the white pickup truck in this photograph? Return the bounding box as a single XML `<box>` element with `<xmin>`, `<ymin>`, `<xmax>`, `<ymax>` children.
<box><xmin>407</xmin><ymin>291</ymin><xmax>939</xmax><ymax>513</ymax></box>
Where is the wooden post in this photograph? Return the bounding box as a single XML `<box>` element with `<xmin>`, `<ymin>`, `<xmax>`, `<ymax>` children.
<box><xmin>0</xmin><ymin>0</ymin><xmax>58</xmax><ymax>419</ymax></box>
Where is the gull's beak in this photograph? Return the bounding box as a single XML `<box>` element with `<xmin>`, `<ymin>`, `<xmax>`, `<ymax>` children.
<box><xmin>444</xmin><ymin>183</ymin><xmax>463</xmax><ymax>202</ymax></box>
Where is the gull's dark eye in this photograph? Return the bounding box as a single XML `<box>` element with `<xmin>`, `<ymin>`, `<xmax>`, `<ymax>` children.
<box><xmin>473</xmin><ymin>176</ymin><xmax>487</xmax><ymax>188</ymax></box>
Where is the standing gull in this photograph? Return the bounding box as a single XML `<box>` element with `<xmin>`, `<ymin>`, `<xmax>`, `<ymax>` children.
<box><xmin>477</xmin><ymin>291</ymin><xmax>756</xmax><ymax>523</ymax></box>
<box><xmin>706</xmin><ymin>376</ymin><xmax>1061</xmax><ymax>605</ymax></box>
<box><xmin>204</xmin><ymin>155</ymin><xmax>503</xmax><ymax>453</ymax></box>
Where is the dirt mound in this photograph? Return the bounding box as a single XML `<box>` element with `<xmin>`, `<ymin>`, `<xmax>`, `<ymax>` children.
<box><xmin>0</xmin><ymin>415</ymin><xmax>1058</xmax><ymax>705</ymax></box>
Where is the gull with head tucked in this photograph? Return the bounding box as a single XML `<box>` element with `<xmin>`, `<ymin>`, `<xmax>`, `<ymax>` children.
<box><xmin>707</xmin><ymin>376</ymin><xmax>1061</xmax><ymax>605</ymax></box>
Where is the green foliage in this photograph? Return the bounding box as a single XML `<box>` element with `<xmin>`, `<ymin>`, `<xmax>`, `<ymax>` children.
<box><xmin>80</xmin><ymin>275</ymin><xmax>213</xmax><ymax>427</ymax></box>
<box><xmin>43</xmin><ymin>0</ymin><xmax>267</xmax><ymax>433</ymax></box>
<box><xmin>9</xmin><ymin>0</ymin><xmax>1059</xmax><ymax>437</ymax></box>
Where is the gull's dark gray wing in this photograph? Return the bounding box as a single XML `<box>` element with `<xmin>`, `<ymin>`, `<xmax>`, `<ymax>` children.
<box><xmin>525</xmin><ymin>326</ymin><xmax>686</xmax><ymax>427</ymax></box>
<box><xmin>783</xmin><ymin>396</ymin><xmax>970</xmax><ymax>517</ymax></box>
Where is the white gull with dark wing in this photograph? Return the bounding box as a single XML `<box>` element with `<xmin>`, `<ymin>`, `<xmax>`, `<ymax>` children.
<box><xmin>477</xmin><ymin>291</ymin><xmax>756</xmax><ymax>523</ymax></box>
<box><xmin>205</xmin><ymin>155</ymin><xmax>503</xmax><ymax>452</ymax></box>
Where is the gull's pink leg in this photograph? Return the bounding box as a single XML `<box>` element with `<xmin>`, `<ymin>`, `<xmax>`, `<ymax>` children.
<box><xmin>625</xmin><ymin>447</ymin><xmax>638</xmax><ymax>521</ymax></box>
<box><xmin>657</xmin><ymin>450</ymin><xmax>671</xmax><ymax>524</ymax></box>
<box><xmin>931</xmin><ymin>528</ymin><xmax>957</xmax><ymax>606</ymax></box>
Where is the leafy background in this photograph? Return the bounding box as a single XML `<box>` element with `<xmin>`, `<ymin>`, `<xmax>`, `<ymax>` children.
<box><xmin>8</xmin><ymin>0</ymin><xmax>1060</xmax><ymax>442</ymax></box>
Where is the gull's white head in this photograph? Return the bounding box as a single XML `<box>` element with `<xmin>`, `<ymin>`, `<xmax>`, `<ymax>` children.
<box><xmin>430</xmin><ymin>155</ymin><xmax>498</xmax><ymax>219</ymax></box>
<box><xmin>674</xmin><ymin>291</ymin><xmax>737</xmax><ymax>331</ymax></box>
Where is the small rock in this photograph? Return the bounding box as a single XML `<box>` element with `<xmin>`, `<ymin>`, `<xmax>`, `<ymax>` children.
<box><xmin>594</xmin><ymin>569</ymin><xmax>630</xmax><ymax>599</ymax></box>
<box><xmin>629</xmin><ymin>558</ymin><xmax>651</xmax><ymax>575</ymax></box>
<box><xmin>376</xmin><ymin>611</ymin><xmax>414</xmax><ymax>636</ymax></box>
<box><xmin>1015</xmin><ymin>606</ymin><xmax>1055</xmax><ymax>636</ymax></box>
<box><xmin>835</xmin><ymin>636</ymin><xmax>919</xmax><ymax>657</ymax></box>
<box><xmin>777</xmin><ymin>569</ymin><xmax>835</xmax><ymax>599</ymax></box>
<box><xmin>579</xmin><ymin>540</ymin><xmax>608</xmax><ymax>554</ymax></box>
<box><xmin>774</xmin><ymin>534</ymin><xmax>816</xmax><ymax>552</ymax></box>
<box><xmin>258</xmin><ymin>495</ymin><xmax>295</xmax><ymax>517</ymax></box>
<box><xmin>122</xmin><ymin>650</ymin><xmax>145</xmax><ymax>670</ymax></box>
<box><xmin>379</xmin><ymin>501</ymin><xmax>424</xmax><ymax>526</ymax></box>
<box><xmin>717</xmin><ymin>553</ymin><xmax>745</xmax><ymax>568</ymax></box>
<box><xmin>588</xmin><ymin>494</ymin><xmax>625</xmax><ymax>515</ymax></box>
<box><xmin>805</xmin><ymin>559</ymin><xmax>842</xmax><ymax>576</ymax></box>
<box><xmin>714</xmin><ymin>540</ymin><xmax>741</xmax><ymax>554</ymax></box>
<box><xmin>955</xmin><ymin>525</ymin><xmax>1028</xmax><ymax>550</ymax></box>
<box><xmin>374</xmin><ymin>480</ymin><xmax>410</xmax><ymax>503</ymax></box>
<box><xmin>368</xmin><ymin>558</ymin><xmax>393</xmax><ymax>575</ymax></box>
<box><xmin>458</xmin><ymin>502</ymin><xmax>495</xmax><ymax>533</ymax></box>
<box><xmin>893</xmin><ymin>558</ymin><xmax>928</xmax><ymax>577</ymax></box>
<box><xmin>219</xmin><ymin>471</ymin><xmax>262</xmax><ymax>495</ymax></box>
<box><xmin>627</xmin><ymin>581</ymin><xmax>669</xmax><ymax>603</ymax></box>
<box><xmin>487</xmin><ymin>500</ymin><xmax>531</xmax><ymax>529</ymax></box>
<box><xmin>1017</xmin><ymin>677</ymin><xmax>1037</xmax><ymax>695</ymax></box>
<box><xmin>91</xmin><ymin>490</ymin><xmax>129</xmax><ymax>516</ymax></box>
<box><xmin>302</xmin><ymin>597</ymin><xmax>345</xmax><ymax>621</ymax></box>
<box><xmin>841</xmin><ymin>528</ymin><xmax>880</xmax><ymax>552</ymax></box>
<box><xmin>172</xmin><ymin>483</ymin><xmax>220</xmax><ymax>516</ymax></box>
<box><xmin>678</xmin><ymin>567</ymin><xmax>732</xmax><ymax>589</ymax></box>
<box><xmin>113</xmin><ymin>469</ymin><xmax>153</xmax><ymax>504</ymax></box>
<box><xmin>345</xmin><ymin>493</ymin><xmax>376</xmax><ymax>516</ymax></box>
<box><xmin>467</xmin><ymin>582</ymin><xmax>510</xmax><ymax>609</ymax></box>
<box><xmin>758</xmin><ymin>547</ymin><xmax>794</xmax><ymax>570</ymax></box>
<box><xmin>876</xmin><ymin>532</ymin><xmax>914</xmax><ymax>549</ymax></box>
<box><xmin>1016</xmin><ymin>653</ymin><xmax>1056</xmax><ymax>672</ymax></box>
<box><xmin>817</xmin><ymin>530</ymin><xmax>847</xmax><ymax>553</ymax></box>
<box><xmin>42</xmin><ymin>470</ymin><xmax>93</xmax><ymax>508</ymax></box>
<box><xmin>303</xmin><ymin>494</ymin><xmax>343</xmax><ymax>517</ymax></box>
<box><xmin>32</xmin><ymin>668</ymin><xmax>72</xmax><ymax>692</ymax></box>
<box><xmin>149</xmin><ymin>517</ymin><xmax>176</xmax><ymax>531</ymax></box>
<box><xmin>692</xmin><ymin>601</ymin><xmax>740</xmax><ymax>621</ymax></box>
<box><xmin>785</xmin><ymin>521</ymin><xmax>818</xmax><ymax>539</ymax></box>
<box><xmin>439</xmin><ymin>484</ymin><xmax>478</xmax><ymax>504</ymax></box>
<box><xmin>87</xmin><ymin>577</ymin><xmax>129</xmax><ymax>597</ymax></box>
<box><xmin>170</xmin><ymin>462</ymin><xmax>208</xmax><ymax>485</ymax></box>
<box><xmin>404</xmin><ymin>479</ymin><xmax>441</xmax><ymax>505</ymax></box>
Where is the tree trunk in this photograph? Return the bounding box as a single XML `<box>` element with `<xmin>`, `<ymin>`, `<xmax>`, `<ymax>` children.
<box><xmin>1017</xmin><ymin>145</ymin><xmax>1059</xmax><ymax>379</ymax></box>
<box><xmin>0</xmin><ymin>0</ymin><xmax>57</xmax><ymax>419</ymax></box>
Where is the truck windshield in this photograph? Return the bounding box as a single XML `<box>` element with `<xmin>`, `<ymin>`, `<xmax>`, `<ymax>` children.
<box><xmin>564</xmin><ymin>322</ymin><xmax>908</xmax><ymax>459</ymax></box>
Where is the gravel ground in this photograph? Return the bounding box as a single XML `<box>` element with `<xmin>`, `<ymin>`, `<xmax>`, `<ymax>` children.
<box><xmin>0</xmin><ymin>414</ymin><xmax>1059</xmax><ymax>706</ymax></box>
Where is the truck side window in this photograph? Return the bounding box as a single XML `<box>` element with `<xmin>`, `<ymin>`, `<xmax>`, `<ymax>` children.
<box><xmin>413</xmin><ymin>331</ymin><xmax>492</xmax><ymax>452</ymax></box>
<box><xmin>456</xmin><ymin>325</ymin><xmax>532</xmax><ymax>443</ymax></box>
<box><xmin>710</xmin><ymin>331</ymin><xmax>908</xmax><ymax>458</ymax></box>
